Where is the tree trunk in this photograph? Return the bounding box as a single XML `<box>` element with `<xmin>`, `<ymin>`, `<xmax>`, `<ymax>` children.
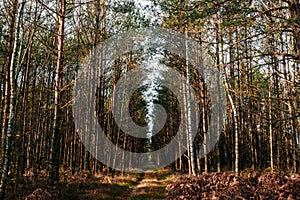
<box><xmin>49</xmin><ymin>0</ymin><xmax>66</xmax><ymax>184</ymax></box>
<box><xmin>268</xmin><ymin>64</ymin><xmax>274</xmax><ymax>172</ymax></box>
<box><xmin>0</xmin><ymin>1</ymin><xmax>25</xmax><ymax>198</ymax></box>
<box><xmin>185</xmin><ymin>28</ymin><xmax>196</xmax><ymax>176</ymax></box>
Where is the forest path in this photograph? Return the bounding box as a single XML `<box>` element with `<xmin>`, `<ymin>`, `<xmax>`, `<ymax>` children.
<box><xmin>128</xmin><ymin>169</ymin><xmax>171</xmax><ymax>200</ymax></box>
<box><xmin>78</xmin><ymin>168</ymin><xmax>172</xmax><ymax>200</ymax></box>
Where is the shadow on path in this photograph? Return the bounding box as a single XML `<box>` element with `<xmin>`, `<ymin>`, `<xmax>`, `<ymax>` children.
<box><xmin>128</xmin><ymin>169</ymin><xmax>171</xmax><ymax>200</ymax></box>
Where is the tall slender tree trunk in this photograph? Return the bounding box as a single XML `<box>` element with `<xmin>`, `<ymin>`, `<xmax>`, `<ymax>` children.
<box><xmin>185</xmin><ymin>28</ymin><xmax>196</xmax><ymax>175</ymax></box>
<box><xmin>49</xmin><ymin>0</ymin><xmax>66</xmax><ymax>184</ymax></box>
<box><xmin>18</xmin><ymin>26</ymin><xmax>35</xmax><ymax>179</ymax></box>
<box><xmin>215</xmin><ymin>18</ymin><xmax>222</xmax><ymax>172</ymax></box>
<box><xmin>268</xmin><ymin>65</ymin><xmax>274</xmax><ymax>172</ymax></box>
<box><xmin>0</xmin><ymin>1</ymin><xmax>25</xmax><ymax>198</ymax></box>
<box><xmin>224</xmin><ymin>78</ymin><xmax>239</xmax><ymax>173</ymax></box>
<box><xmin>0</xmin><ymin>0</ymin><xmax>18</xmax><ymax>167</ymax></box>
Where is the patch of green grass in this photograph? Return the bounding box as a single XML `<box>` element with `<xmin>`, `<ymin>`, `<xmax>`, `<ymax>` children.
<box><xmin>156</xmin><ymin>170</ymin><xmax>173</xmax><ymax>180</ymax></box>
<box><xmin>118</xmin><ymin>181</ymin><xmax>135</xmax><ymax>189</ymax></box>
<box><xmin>131</xmin><ymin>195</ymin><xmax>151</xmax><ymax>200</ymax></box>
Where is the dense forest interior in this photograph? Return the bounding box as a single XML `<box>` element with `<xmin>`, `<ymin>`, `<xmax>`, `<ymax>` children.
<box><xmin>0</xmin><ymin>0</ymin><xmax>299</xmax><ymax>199</ymax></box>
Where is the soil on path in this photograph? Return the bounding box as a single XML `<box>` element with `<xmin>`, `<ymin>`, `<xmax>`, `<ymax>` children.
<box><xmin>128</xmin><ymin>170</ymin><xmax>171</xmax><ymax>200</ymax></box>
<box><xmin>75</xmin><ymin>169</ymin><xmax>172</xmax><ymax>200</ymax></box>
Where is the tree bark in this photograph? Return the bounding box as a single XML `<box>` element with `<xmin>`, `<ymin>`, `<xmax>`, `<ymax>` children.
<box><xmin>0</xmin><ymin>0</ymin><xmax>25</xmax><ymax>198</ymax></box>
<box><xmin>49</xmin><ymin>0</ymin><xmax>66</xmax><ymax>184</ymax></box>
